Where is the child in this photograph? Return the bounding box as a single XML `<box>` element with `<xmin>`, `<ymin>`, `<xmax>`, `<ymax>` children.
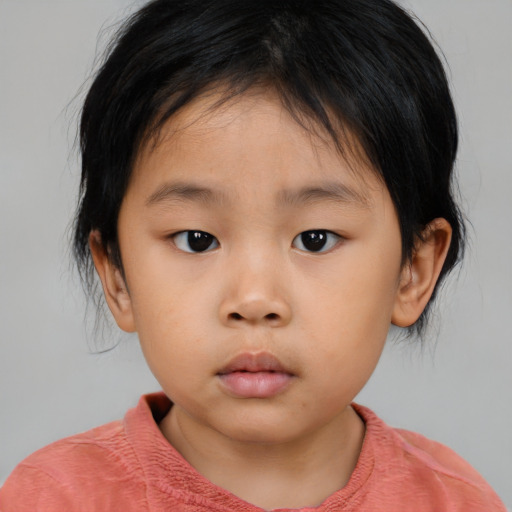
<box><xmin>0</xmin><ymin>0</ymin><xmax>507</xmax><ymax>510</ymax></box>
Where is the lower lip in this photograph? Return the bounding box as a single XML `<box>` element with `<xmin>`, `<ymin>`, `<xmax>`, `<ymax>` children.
<box><xmin>218</xmin><ymin>371</ymin><xmax>293</xmax><ymax>398</ymax></box>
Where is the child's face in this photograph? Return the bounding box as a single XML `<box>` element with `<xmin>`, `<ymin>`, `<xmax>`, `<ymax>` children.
<box><xmin>110</xmin><ymin>91</ymin><xmax>405</xmax><ymax>444</ymax></box>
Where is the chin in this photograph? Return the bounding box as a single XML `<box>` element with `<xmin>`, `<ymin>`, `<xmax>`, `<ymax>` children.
<box><xmin>214</xmin><ymin>411</ymin><xmax>307</xmax><ymax>445</ymax></box>
<box><xmin>226</xmin><ymin>426</ymin><xmax>296</xmax><ymax>445</ymax></box>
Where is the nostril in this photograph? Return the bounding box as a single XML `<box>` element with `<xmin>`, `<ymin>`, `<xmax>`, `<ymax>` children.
<box><xmin>228</xmin><ymin>312</ymin><xmax>280</xmax><ymax>322</ymax></box>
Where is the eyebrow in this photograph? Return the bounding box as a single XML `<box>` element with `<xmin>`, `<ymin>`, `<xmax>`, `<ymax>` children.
<box><xmin>145</xmin><ymin>181</ymin><xmax>370</xmax><ymax>208</ymax></box>
<box><xmin>145</xmin><ymin>182</ymin><xmax>227</xmax><ymax>206</ymax></box>
<box><xmin>277</xmin><ymin>182</ymin><xmax>371</xmax><ymax>209</ymax></box>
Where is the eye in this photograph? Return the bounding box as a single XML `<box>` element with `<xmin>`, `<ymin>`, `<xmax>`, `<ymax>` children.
<box><xmin>172</xmin><ymin>231</ymin><xmax>219</xmax><ymax>253</ymax></box>
<box><xmin>292</xmin><ymin>230</ymin><xmax>341</xmax><ymax>253</ymax></box>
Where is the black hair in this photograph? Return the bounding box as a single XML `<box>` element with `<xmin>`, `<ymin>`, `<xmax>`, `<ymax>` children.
<box><xmin>74</xmin><ymin>0</ymin><xmax>465</xmax><ymax>336</ymax></box>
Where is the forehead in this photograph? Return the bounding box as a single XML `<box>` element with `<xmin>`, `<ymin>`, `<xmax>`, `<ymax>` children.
<box><xmin>129</xmin><ymin>89</ymin><xmax>384</xmax><ymax>207</ymax></box>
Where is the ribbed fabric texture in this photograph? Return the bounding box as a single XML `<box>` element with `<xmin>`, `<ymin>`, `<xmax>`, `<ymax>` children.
<box><xmin>0</xmin><ymin>392</ymin><xmax>506</xmax><ymax>511</ymax></box>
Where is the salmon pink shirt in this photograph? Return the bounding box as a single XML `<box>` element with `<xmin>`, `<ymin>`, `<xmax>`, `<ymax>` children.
<box><xmin>0</xmin><ymin>393</ymin><xmax>506</xmax><ymax>511</ymax></box>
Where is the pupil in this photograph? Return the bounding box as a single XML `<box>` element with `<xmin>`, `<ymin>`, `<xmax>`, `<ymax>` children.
<box><xmin>188</xmin><ymin>231</ymin><xmax>213</xmax><ymax>252</ymax></box>
<box><xmin>301</xmin><ymin>231</ymin><xmax>327</xmax><ymax>251</ymax></box>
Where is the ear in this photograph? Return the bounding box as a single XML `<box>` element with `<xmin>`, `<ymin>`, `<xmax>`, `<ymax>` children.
<box><xmin>89</xmin><ymin>231</ymin><xmax>136</xmax><ymax>332</ymax></box>
<box><xmin>392</xmin><ymin>218</ymin><xmax>452</xmax><ymax>327</ymax></box>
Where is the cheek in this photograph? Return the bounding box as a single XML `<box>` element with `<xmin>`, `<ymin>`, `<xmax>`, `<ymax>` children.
<box><xmin>303</xmin><ymin>256</ymin><xmax>400</xmax><ymax>330</ymax></box>
<box><xmin>127</xmin><ymin>274</ymin><xmax>211</xmax><ymax>376</ymax></box>
<box><xmin>125</xmin><ymin>242</ymin><xmax>207</xmax><ymax>329</ymax></box>
<box><xmin>297</xmin><ymin>249</ymin><xmax>401</xmax><ymax>373</ymax></box>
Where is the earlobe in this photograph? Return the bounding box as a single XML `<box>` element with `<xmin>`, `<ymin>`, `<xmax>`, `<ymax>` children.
<box><xmin>391</xmin><ymin>218</ymin><xmax>452</xmax><ymax>327</ymax></box>
<box><xmin>89</xmin><ymin>231</ymin><xmax>136</xmax><ymax>332</ymax></box>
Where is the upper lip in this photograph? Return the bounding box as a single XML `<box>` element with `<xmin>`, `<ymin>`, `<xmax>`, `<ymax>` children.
<box><xmin>217</xmin><ymin>352</ymin><xmax>292</xmax><ymax>375</ymax></box>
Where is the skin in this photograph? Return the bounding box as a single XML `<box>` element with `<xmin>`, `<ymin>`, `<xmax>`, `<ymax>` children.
<box><xmin>90</xmin><ymin>90</ymin><xmax>452</xmax><ymax>509</ymax></box>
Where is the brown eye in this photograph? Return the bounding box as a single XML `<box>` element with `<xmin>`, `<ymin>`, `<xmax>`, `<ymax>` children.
<box><xmin>292</xmin><ymin>230</ymin><xmax>340</xmax><ymax>253</ymax></box>
<box><xmin>173</xmin><ymin>231</ymin><xmax>219</xmax><ymax>253</ymax></box>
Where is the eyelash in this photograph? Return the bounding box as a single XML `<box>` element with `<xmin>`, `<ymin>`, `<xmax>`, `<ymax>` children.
<box><xmin>171</xmin><ymin>230</ymin><xmax>342</xmax><ymax>254</ymax></box>
<box><xmin>172</xmin><ymin>231</ymin><xmax>219</xmax><ymax>253</ymax></box>
<box><xmin>292</xmin><ymin>230</ymin><xmax>341</xmax><ymax>253</ymax></box>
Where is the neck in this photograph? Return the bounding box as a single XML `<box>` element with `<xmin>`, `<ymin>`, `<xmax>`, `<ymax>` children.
<box><xmin>160</xmin><ymin>405</ymin><xmax>365</xmax><ymax>510</ymax></box>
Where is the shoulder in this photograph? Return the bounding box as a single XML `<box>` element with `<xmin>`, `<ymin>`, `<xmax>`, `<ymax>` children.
<box><xmin>352</xmin><ymin>403</ymin><xmax>507</xmax><ymax>511</ymax></box>
<box><xmin>9</xmin><ymin>417</ymin><xmax>133</xmax><ymax>468</ymax></box>
<box><xmin>0</xmin><ymin>414</ymin><xmax>146</xmax><ymax>511</ymax></box>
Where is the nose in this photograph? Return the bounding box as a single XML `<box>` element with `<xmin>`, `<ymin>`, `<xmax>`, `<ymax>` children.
<box><xmin>218</xmin><ymin>256</ymin><xmax>292</xmax><ymax>328</ymax></box>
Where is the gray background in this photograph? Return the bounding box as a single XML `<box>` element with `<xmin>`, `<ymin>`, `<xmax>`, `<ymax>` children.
<box><xmin>1</xmin><ymin>0</ymin><xmax>511</xmax><ymax>507</ymax></box>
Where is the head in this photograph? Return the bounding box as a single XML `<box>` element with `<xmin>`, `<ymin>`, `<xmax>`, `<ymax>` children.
<box><xmin>74</xmin><ymin>0</ymin><xmax>464</xmax><ymax>441</ymax></box>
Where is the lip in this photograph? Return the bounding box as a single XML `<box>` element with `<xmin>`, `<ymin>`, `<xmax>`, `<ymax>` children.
<box><xmin>217</xmin><ymin>352</ymin><xmax>294</xmax><ymax>398</ymax></box>
<box><xmin>218</xmin><ymin>352</ymin><xmax>291</xmax><ymax>374</ymax></box>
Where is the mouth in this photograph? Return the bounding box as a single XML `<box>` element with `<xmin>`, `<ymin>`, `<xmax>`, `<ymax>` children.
<box><xmin>217</xmin><ymin>352</ymin><xmax>295</xmax><ymax>398</ymax></box>
<box><xmin>218</xmin><ymin>352</ymin><xmax>291</xmax><ymax>374</ymax></box>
